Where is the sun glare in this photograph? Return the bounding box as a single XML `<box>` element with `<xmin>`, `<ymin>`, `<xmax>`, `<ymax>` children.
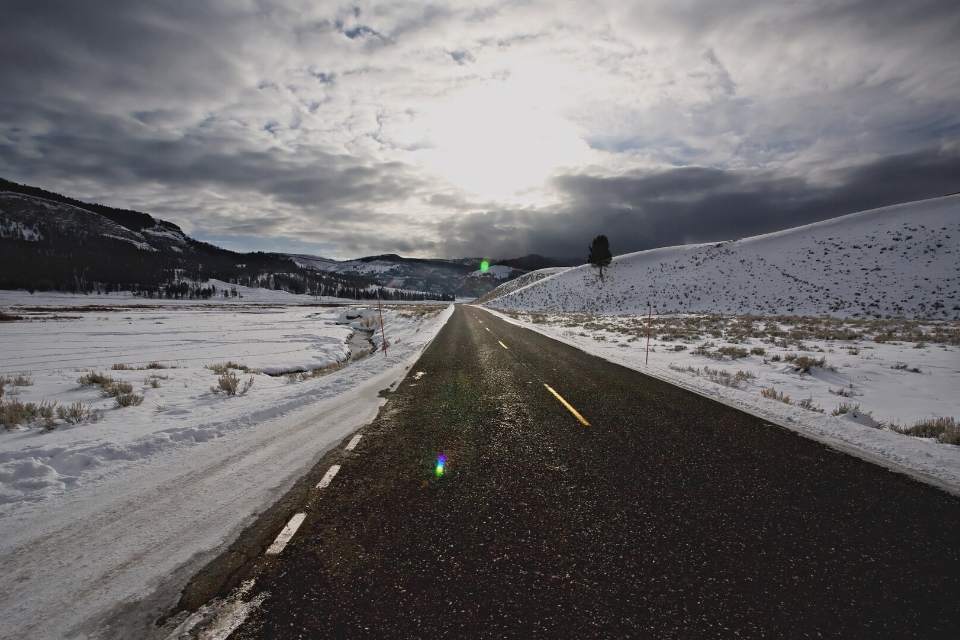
<box><xmin>416</xmin><ymin>79</ymin><xmax>590</xmax><ymax>202</ymax></box>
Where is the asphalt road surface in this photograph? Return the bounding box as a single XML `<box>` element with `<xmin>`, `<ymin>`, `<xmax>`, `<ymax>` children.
<box><xmin>229</xmin><ymin>304</ymin><xmax>960</xmax><ymax>639</ymax></box>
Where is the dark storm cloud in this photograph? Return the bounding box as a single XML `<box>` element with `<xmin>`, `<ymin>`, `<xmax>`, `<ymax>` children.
<box><xmin>440</xmin><ymin>147</ymin><xmax>960</xmax><ymax>260</ymax></box>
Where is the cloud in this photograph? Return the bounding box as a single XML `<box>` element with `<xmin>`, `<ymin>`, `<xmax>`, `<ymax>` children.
<box><xmin>0</xmin><ymin>0</ymin><xmax>958</xmax><ymax>259</ymax></box>
<box><xmin>438</xmin><ymin>146</ymin><xmax>960</xmax><ymax>260</ymax></box>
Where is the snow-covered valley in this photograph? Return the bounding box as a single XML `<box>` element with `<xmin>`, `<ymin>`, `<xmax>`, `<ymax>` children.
<box><xmin>0</xmin><ymin>297</ymin><xmax>453</xmax><ymax>638</ymax></box>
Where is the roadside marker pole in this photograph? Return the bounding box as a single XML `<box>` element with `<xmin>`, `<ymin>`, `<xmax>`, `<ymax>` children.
<box><xmin>645</xmin><ymin>302</ymin><xmax>652</xmax><ymax>366</ymax></box>
<box><xmin>377</xmin><ymin>290</ymin><xmax>387</xmax><ymax>357</ymax></box>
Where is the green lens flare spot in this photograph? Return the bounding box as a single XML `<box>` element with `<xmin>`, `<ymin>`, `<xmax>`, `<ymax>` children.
<box><xmin>479</xmin><ymin>259</ymin><xmax>490</xmax><ymax>273</ymax></box>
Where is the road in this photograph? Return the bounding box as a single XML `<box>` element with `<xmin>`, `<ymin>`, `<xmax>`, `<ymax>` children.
<box><xmin>224</xmin><ymin>304</ymin><xmax>960</xmax><ymax>638</ymax></box>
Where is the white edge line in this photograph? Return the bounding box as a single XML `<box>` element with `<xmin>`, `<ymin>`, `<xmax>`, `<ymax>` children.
<box><xmin>265</xmin><ymin>512</ymin><xmax>307</xmax><ymax>556</ymax></box>
<box><xmin>476</xmin><ymin>305</ymin><xmax>960</xmax><ymax>497</ymax></box>
<box><xmin>316</xmin><ymin>464</ymin><xmax>341</xmax><ymax>489</ymax></box>
<box><xmin>345</xmin><ymin>434</ymin><xmax>362</xmax><ymax>451</ymax></box>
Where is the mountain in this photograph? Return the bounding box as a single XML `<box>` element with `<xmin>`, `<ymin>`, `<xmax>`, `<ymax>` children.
<box><xmin>290</xmin><ymin>252</ymin><xmax>570</xmax><ymax>298</ymax></box>
<box><xmin>0</xmin><ymin>178</ymin><xmax>447</xmax><ymax>300</ymax></box>
<box><xmin>484</xmin><ymin>195</ymin><xmax>960</xmax><ymax>319</ymax></box>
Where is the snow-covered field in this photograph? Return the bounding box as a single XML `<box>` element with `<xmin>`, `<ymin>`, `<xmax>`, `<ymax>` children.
<box><xmin>490</xmin><ymin>195</ymin><xmax>960</xmax><ymax>319</ymax></box>
<box><xmin>0</xmin><ymin>298</ymin><xmax>453</xmax><ymax>639</ymax></box>
<box><xmin>488</xmin><ymin>308</ymin><xmax>960</xmax><ymax>493</ymax></box>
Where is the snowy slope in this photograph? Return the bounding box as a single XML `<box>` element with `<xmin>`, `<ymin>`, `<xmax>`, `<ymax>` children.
<box><xmin>489</xmin><ymin>195</ymin><xmax>960</xmax><ymax>319</ymax></box>
<box><xmin>477</xmin><ymin>267</ymin><xmax>569</xmax><ymax>304</ymax></box>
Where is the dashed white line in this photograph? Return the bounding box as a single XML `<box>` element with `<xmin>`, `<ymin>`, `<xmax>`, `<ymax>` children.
<box><xmin>345</xmin><ymin>434</ymin><xmax>363</xmax><ymax>451</ymax></box>
<box><xmin>265</xmin><ymin>513</ymin><xmax>306</xmax><ymax>556</ymax></box>
<box><xmin>316</xmin><ymin>464</ymin><xmax>341</xmax><ymax>489</ymax></box>
<box><xmin>484</xmin><ymin>327</ymin><xmax>491</xmax><ymax>333</ymax></box>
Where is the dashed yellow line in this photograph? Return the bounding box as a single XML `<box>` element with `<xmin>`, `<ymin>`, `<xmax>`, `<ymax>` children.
<box><xmin>543</xmin><ymin>384</ymin><xmax>591</xmax><ymax>427</ymax></box>
<box><xmin>498</xmin><ymin>340</ymin><xmax>509</xmax><ymax>350</ymax></box>
<box><xmin>485</xmin><ymin>327</ymin><xmax>491</xmax><ymax>333</ymax></box>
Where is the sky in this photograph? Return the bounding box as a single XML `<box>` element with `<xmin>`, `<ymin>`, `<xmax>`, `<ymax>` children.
<box><xmin>1</xmin><ymin>0</ymin><xmax>959</xmax><ymax>260</ymax></box>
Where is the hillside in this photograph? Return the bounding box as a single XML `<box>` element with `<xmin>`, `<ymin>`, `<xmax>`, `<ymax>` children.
<box><xmin>486</xmin><ymin>195</ymin><xmax>960</xmax><ymax>319</ymax></box>
<box><xmin>0</xmin><ymin>179</ymin><xmax>446</xmax><ymax>300</ymax></box>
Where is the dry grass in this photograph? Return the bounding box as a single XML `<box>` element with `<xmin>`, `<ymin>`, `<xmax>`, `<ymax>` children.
<box><xmin>115</xmin><ymin>392</ymin><xmax>144</xmax><ymax>407</ymax></box>
<box><xmin>893</xmin><ymin>417</ymin><xmax>960</xmax><ymax>444</ymax></box>
<box><xmin>206</xmin><ymin>361</ymin><xmax>252</xmax><ymax>374</ymax></box>
<box><xmin>831</xmin><ymin>402</ymin><xmax>860</xmax><ymax>417</ymax></box>
<box><xmin>211</xmin><ymin>371</ymin><xmax>254</xmax><ymax>396</ymax></box>
<box><xmin>760</xmin><ymin>387</ymin><xmax>792</xmax><ymax>405</ymax></box>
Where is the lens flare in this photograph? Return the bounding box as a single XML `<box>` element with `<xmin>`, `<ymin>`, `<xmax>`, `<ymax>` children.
<box><xmin>479</xmin><ymin>259</ymin><xmax>490</xmax><ymax>273</ymax></box>
<box><xmin>434</xmin><ymin>454</ymin><xmax>447</xmax><ymax>478</ymax></box>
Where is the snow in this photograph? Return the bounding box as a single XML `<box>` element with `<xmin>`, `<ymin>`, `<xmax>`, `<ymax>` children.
<box><xmin>0</xmin><ymin>301</ymin><xmax>453</xmax><ymax>638</ymax></box>
<box><xmin>0</xmin><ymin>278</ymin><xmax>438</xmax><ymax>307</ymax></box>
<box><xmin>101</xmin><ymin>233</ymin><xmax>159</xmax><ymax>251</ymax></box>
<box><xmin>0</xmin><ymin>218</ymin><xmax>43</xmax><ymax>241</ymax></box>
<box><xmin>467</xmin><ymin>264</ymin><xmax>516</xmax><ymax>279</ymax></box>
<box><xmin>489</xmin><ymin>195</ymin><xmax>960</xmax><ymax>319</ymax></box>
<box><xmin>485</xmin><ymin>308</ymin><xmax>960</xmax><ymax>494</ymax></box>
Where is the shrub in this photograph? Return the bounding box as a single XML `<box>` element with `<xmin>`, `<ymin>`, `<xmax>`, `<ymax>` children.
<box><xmin>115</xmin><ymin>392</ymin><xmax>144</xmax><ymax>408</ymax></box>
<box><xmin>750</xmin><ymin>347</ymin><xmax>766</xmax><ymax>356</ymax></box>
<box><xmin>38</xmin><ymin>401</ymin><xmax>57</xmax><ymax>429</ymax></box>
<box><xmin>770</xmin><ymin>354</ymin><xmax>781</xmax><ymax>362</ymax></box>
<box><xmin>206</xmin><ymin>362</ymin><xmax>251</xmax><ymax>374</ymax></box>
<box><xmin>78</xmin><ymin>371</ymin><xmax>114</xmax><ymax>387</ymax></box>
<box><xmin>831</xmin><ymin>402</ymin><xmax>860</xmax><ymax>417</ymax></box>
<box><xmin>760</xmin><ymin>387</ymin><xmax>792</xmax><ymax>404</ymax></box>
<box><xmin>12</xmin><ymin>373</ymin><xmax>33</xmax><ymax>386</ymax></box>
<box><xmin>1</xmin><ymin>399</ymin><xmax>39</xmax><ymax>428</ymax></box>
<box><xmin>798</xmin><ymin>398</ymin><xmax>824</xmax><ymax>413</ymax></box>
<box><xmin>0</xmin><ymin>311</ymin><xmax>24</xmax><ymax>321</ymax></box>
<box><xmin>111</xmin><ymin>363</ymin><xmax>132</xmax><ymax>370</ymax></box>
<box><xmin>100</xmin><ymin>381</ymin><xmax>133</xmax><ymax>398</ymax></box>
<box><xmin>716</xmin><ymin>345</ymin><xmax>749</xmax><ymax>359</ymax></box>
<box><xmin>212</xmin><ymin>371</ymin><xmax>255</xmax><ymax>396</ymax></box>
<box><xmin>672</xmin><ymin>344</ymin><xmax>687</xmax><ymax>352</ymax></box>
<box><xmin>894</xmin><ymin>417</ymin><xmax>959</xmax><ymax>444</ymax></box>
<box><xmin>790</xmin><ymin>355</ymin><xmax>826</xmax><ymax>374</ymax></box>
<box><xmin>57</xmin><ymin>401</ymin><xmax>91</xmax><ymax>424</ymax></box>
<box><xmin>145</xmin><ymin>361</ymin><xmax>168</xmax><ymax>369</ymax></box>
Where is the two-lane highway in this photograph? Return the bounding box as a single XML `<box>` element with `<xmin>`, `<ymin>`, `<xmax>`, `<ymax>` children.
<box><xmin>229</xmin><ymin>304</ymin><xmax>960</xmax><ymax>638</ymax></box>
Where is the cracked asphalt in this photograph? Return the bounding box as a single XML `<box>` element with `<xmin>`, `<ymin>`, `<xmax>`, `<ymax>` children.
<box><xmin>230</xmin><ymin>304</ymin><xmax>960</xmax><ymax>639</ymax></box>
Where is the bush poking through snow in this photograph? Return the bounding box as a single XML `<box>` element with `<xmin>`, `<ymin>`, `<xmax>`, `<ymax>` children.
<box><xmin>57</xmin><ymin>401</ymin><xmax>93</xmax><ymax>425</ymax></box>
<box><xmin>100</xmin><ymin>381</ymin><xmax>133</xmax><ymax>398</ymax></box>
<box><xmin>111</xmin><ymin>363</ymin><xmax>132</xmax><ymax>370</ymax></box>
<box><xmin>831</xmin><ymin>402</ymin><xmax>860</xmax><ymax>417</ymax></box>
<box><xmin>788</xmin><ymin>355</ymin><xmax>827</xmax><ymax>374</ymax></box>
<box><xmin>798</xmin><ymin>397</ymin><xmax>824</xmax><ymax>413</ymax></box>
<box><xmin>212</xmin><ymin>371</ymin><xmax>255</xmax><ymax>396</ymax></box>
<box><xmin>893</xmin><ymin>417</ymin><xmax>960</xmax><ymax>444</ymax></box>
<box><xmin>760</xmin><ymin>387</ymin><xmax>792</xmax><ymax>405</ymax></box>
<box><xmin>206</xmin><ymin>361</ymin><xmax>252</xmax><ymax>374</ymax></box>
<box><xmin>1</xmin><ymin>399</ymin><xmax>39</xmax><ymax>428</ymax></box>
<box><xmin>78</xmin><ymin>371</ymin><xmax>114</xmax><ymax>387</ymax></box>
<box><xmin>145</xmin><ymin>361</ymin><xmax>168</xmax><ymax>369</ymax></box>
<box><xmin>115</xmin><ymin>392</ymin><xmax>144</xmax><ymax>408</ymax></box>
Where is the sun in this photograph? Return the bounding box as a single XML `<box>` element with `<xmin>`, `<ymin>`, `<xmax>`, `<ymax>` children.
<box><xmin>415</xmin><ymin>79</ymin><xmax>591</xmax><ymax>202</ymax></box>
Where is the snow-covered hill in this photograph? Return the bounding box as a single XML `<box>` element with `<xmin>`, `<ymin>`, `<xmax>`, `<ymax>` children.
<box><xmin>477</xmin><ymin>266</ymin><xmax>569</xmax><ymax>304</ymax></box>
<box><xmin>487</xmin><ymin>195</ymin><xmax>960</xmax><ymax>319</ymax></box>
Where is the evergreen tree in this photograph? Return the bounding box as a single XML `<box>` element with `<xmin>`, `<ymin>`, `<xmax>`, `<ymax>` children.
<box><xmin>587</xmin><ymin>235</ymin><xmax>613</xmax><ymax>283</ymax></box>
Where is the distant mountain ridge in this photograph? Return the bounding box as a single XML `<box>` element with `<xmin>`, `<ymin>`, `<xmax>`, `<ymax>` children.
<box><xmin>289</xmin><ymin>252</ymin><xmax>574</xmax><ymax>298</ymax></box>
<box><xmin>0</xmin><ymin>178</ymin><xmax>570</xmax><ymax>299</ymax></box>
<box><xmin>0</xmin><ymin>178</ymin><xmax>445</xmax><ymax>300</ymax></box>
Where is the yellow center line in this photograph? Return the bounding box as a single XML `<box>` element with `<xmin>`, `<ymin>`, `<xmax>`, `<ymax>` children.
<box><xmin>484</xmin><ymin>327</ymin><xmax>491</xmax><ymax>333</ymax></box>
<box><xmin>498</xmin><ymin>340</ymin><xmax>509</xmax><ymax>350</ymax></box>
<box><xmin>543</xmin><ymin>384</ymin><xmax>591</xmax><ymax>427</ymax></box>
